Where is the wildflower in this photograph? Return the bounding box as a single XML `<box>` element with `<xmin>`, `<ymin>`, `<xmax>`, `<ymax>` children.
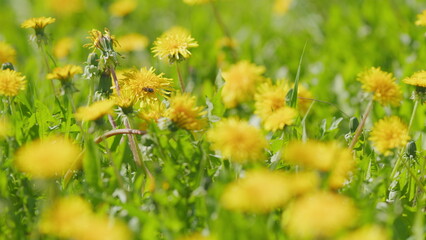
<box><xmin>263</xmin><ymin>107</ymin><xmax>297</xmax><ymax>131</ymax></box>
<box><xmin>47</xmin><ymin>65</ymin><xmax>83</xmax><ymax>82</ymax></box>
<box><xmin>357</xmin><ymin>67</ymin><xmax>402</xmax><ymax>106</ymax></box>
<box><xmin>152</xmin><ymin>26</ymin><xmax>199</xmax><ymax>63</ymax></box>
<box><xmin>109</xmin><ymin>0</ymin><xmax>137</xmax><ymax>17</ymax></box>
<box><xmin>14</xmin><ymin>136</ymin><xmax>81</xmax><ymax>178</ymax></box>
<box><xmin>165</xmin><ymin>93</ymin><xmax>207</xmax><ymax>131</ymax></box>
<box><xmin>139</xmin><ymin>101</ymin><xmax>166</xmax><ymax>123</ymax></box>
<box><xmin>116</xmin><ymin>33</ymin><xmax>149</xmax><ymax>52</ymax></box>
<box><xmin>111</xmin><ymin>88</ymin><xmax>136</xmax><ymax>111</ymax></box>
<box><xmin>0</xmin><ymin>117</ymin><xmax>12</xmax><ymax>139</ymax></box>
<box><xmin>53</xmin><ymin>37</ymin><xmax>74</xmax><ymax>59</ymax></box>
<box><xmin>282</xmin><ymin>191</ymin><xmax>358</xmax><ymax>239</ymax></box>
<box><xmin>75</xmin><ymin>100</ymin><xmax>115</xmax><ymax>121</ymax></box>
<box><xmin>222</xmin><ymin>61</ymin><xmax>266</xmax><ymax>108</ymax></box>
<box><xmin>273</xmin><ymin>0</ymin><xmax>293</xmax><ymax>16</ymax></box>
<box><xmin>207</xmin><ymin>118</ymin><xmax>267</xmax><ymax>163</ymax></box>
<box><xmin>221</xmin><ymin>169</ymin><xmax>292</xmax><ymax>213</ymax></box>
<box><xmin>369</xmin><ymin>116</ymin><xmax>410</xmax><ymax>155</ymax></box>
<box><xmin>0</xmin><ymin>41</ymin><xmax>16</xmax><ymax>64</ymax></box>
<box><xmin>415</xmin><ymin>10</ymin><xmax>426</xmax><ymax>26</ymax></box>
<box><xmin>120</xmin><ymin>67</ymin><xmax>173</xmax><ymax>103</ymax></box>
<box><xmin>0</xmin><ymin>69</ymin><xmax>26</xmax><ymax>97</ymax></box>
<box><xmin>255</xmin><ymin>80</ymin><xmax>290</xmax><ymax>119</ymax></box>
<box><xmin>84</xmin><ymin>29</ymin><xmax>118</xmax><ymax>53</ymax></box>
<box><xmin>21</xmin><ymin>17</ymin><xmax>56</xmax><ymax>30</ymax></box>
<box><xmin>403</xmin><ymin>71</ymin><xmax>426</xmax><ymax>88</ymax></box>
<box><xmin>47</xmin><ymin>0</ymin><xmax>83</xmax><ymax>16</ymax></box>
<box><xmin>182</xmin><ymin>0</ymin><xmax>213</xmax><ymax>5</ymax></box>
<box><xmin>339</xmin><ymin>225</ymin><xmax>389</xmax><ymax>240</ymax></box>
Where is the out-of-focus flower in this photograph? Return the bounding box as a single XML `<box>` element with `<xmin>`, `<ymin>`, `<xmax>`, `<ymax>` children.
<box><xmin>273</xmin><ymin>0</ymin><xmax>293</xmax><ymax>16</ymax></box>
<box><xmin>47</xmin><ymin>0</ymin><xmax>83</xmax><ymax>16</ymax></box>
<box><xmin>415</xmin><ymin>10</ymin><xmax>426</xmax><ymax>26</ymax></box>
<box><xmin>0</xmin><ymin>117</ymin><xmax>12</xmax><ymax>139</ymax></box>
<box><xmin>75</xmin><ymin>100</ymin><xmax>115</xmax><ymax>121</ymax></box>
<box><xmin>47</xmin><ymin>65</ymin><xmax>82</xmax><ymax>82</ymax></box>
<box><xmin>109</xmin><ymin>0</ymin><xmax>137</xmax><ymax>17</ymax></box>
<box><xmin>0</xmin><ymin>41</ymin><xmax>16</xmax><ymax>64</ymax></box>
<box><xmin>14</xmin><ymin>136</ymin><xmax>82</xmax><ymax>178</ymax></box>
<box><xmin>369</xmin><ymin>116</ymin><xmax>410</xmax><ymax>155</ymax></box>
<box><xmin>165</xmin><ymin>93</ymin><xmax>207</xmax><ymax>131</ymax></box>
<box><xmin>182</xmin><ymin>0</ymin><xmax>213</xmax><ymax>5</ymax></box>
<box><xmin>357</xmin><ymin>67</ymin><xmax>402</xmax><ymax>106</ymax></box>
<box><xmin>207</xmin><ymin>118</ymin><xmax>267</xmax><ymax>163</ymax></box>
<box><xmin>222</xmin><ymin>60</ymin><xmax>266</xmax><ymax>108</ymax></box>
<box><xmin>297</xmin><ymin>85</ymin><xmax>314</xmax><ymax>112</ymax></box>
<box><xmin>263</xmin><ymin>107</ymin><xmax>297</xmax><ymax>131</ymax></box>
<box><xmin>116</xmin><ymin>33</ymin><xmax>149</xmax><ymax>53</ymax></box>
<box><xmin>0</xmin><ymin>69</ymin><xmax>26</xmax><ymax>97</ymax></box>
<box><xmin>139</xmin><ymin>101</ymin><xmax>166</xmax><ymax>123</ymax></box>
<box><xmin>403</xmin><ymin>71</ymin><xmax>426</xmax><ymax>88</ymax></box>
<box><xmin>152</xmin><ymin>26</ymin><xmax>199</xmax><ymax>63</ymax></box>
<box><xmin>21</xmin><ymin>17</ymin><xmax>56</xmax><ymax>31</ymax></box>
<box><xmin>339</xmin><ymin>225</ymin><xmax>389</xmax><ymax>240</ymax></box>
<box><xmin>53</xmin><ymin>37</ymin><xmax>74</xmax><ymax>59</ymax></box>
<box><xmin>282</xmin><ymin>192</ymin><xmax>358</xmax><ymax>239</ymax></box>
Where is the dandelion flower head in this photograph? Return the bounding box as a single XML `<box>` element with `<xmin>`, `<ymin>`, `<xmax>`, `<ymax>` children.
<box><xmin>165</xmin><ymin>93</ymin><xmax>207</xmax><ymax>131</ymax></box>
<box><xmin>139</xmin><ymin>101</ymin><xmax>166</xmax><ymax>123</ymax></box>
<box><xmin>47</xmin><ymin>0</ymin><xmax>83</xmax><ymax>16</ymax></box>
<box><xmin>21</xmin><ymin>17</ymin><xmax>56</xmax><ymax>30</ymax></box>
<box><xmin>221</xmin><ymin>60</ymin><xmax>266</xmax><ymax>108</ymax></box>
<box><xmin>47</xmin><ymin>64</ymin><xmax>82</xmax><ymax>82</ymax></box>
<box><xmin>207</xmin><ymin>118</ymin><xmax>267</xmax><ymax>163</ymax></box>
<box><xmin>75</xmin><ymin>100</ymin><xmax>115</xmax><ymax>121</ymax></box>
<box><xmin>357</xmin><ymin>67</ymin><xmax>402</xmax><ymax>106</ymax></box>
<box><xmin>403</xmin><ymin>70</ymin><xmax>426</xmax><ymax>88</ymax></box>
<box><xmin>0</xmin><ymin>41</ymin><xmax>16</xmax><ymax>64</ymax></box>
<box><xmin>152</xmin><ymin>26</ymin><xmax>199</xmax><ymax>63</ymax></box>
<box><xmin>14</xmin><ymin>136</ymin><xmax>81</xmax><ymax>178</ymax></box>
<box><xmin>339</xmin><ymin>225</ymin><xmax>389</xmax><ymax>240</ymax></box>
<box><xmin>273</xmin><ymin>0</ymin><xmax>293</xmax><ymax>16</ymax></box>
<box><xmin>116</xmin><ymin>33</ymin><xmax>149</xmax><ymax>53</ymax></box>
<box><xmin>0</xmin><ymin>69</ymin><xmax>26</xmax><ymax>97</ymax></box>
<box><xmin>415</xmin><ymin>10</ymin><xmax>426</xmax><ymax>26</ymax></box>
<box><xmin>53</xmin><ymin>37</ymin><xmax>74</xmax><ymax>59</ymax></box>
<box><xmin>109</xmin><ymin>0</ymin><xmax>137</xmax><ymax>17</ymax></box>
<box><xmin>369</xmin><ymin>116</ymin><xmax>410</xmax><ymax>155</ymax></box>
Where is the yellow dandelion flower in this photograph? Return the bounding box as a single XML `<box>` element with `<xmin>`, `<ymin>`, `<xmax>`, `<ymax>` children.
<box><xmin>339</xmin><ymin>225</ymin><xmax>389</xmax><ymax>240</ymax></box>
<box><xmin>165</xmin><ymin>93</ymin><xmax>207</xmax><ymax>131</ymax></box>
<box><xmin>47</xmin><ymin>0</ymin><xmax>83</xmax><ymax>16</ymax></box>
<box><xmin>282</xmin><ymin>192</ymin><xmax>358</xmax><ymax>239</ymax></box>
<box><xmin>286</xmin><ymin>171</ymin><xmax>320</xmax><ymax>196</ymax></box>
<box><xmin>21</xmin><ymin>17</ymin><xmax>56</xmax><ymax>30</ymax></box>
<box><xmin>84</xmin><ymin>29</ymin><xmax>118</xmax><ymax>52</ymax></box>
<box><xmin>53</xmin><ymin>37</ymin><xmax>74</xmax><ymax>59</ymax></box>
<box><xmin>0</xmin><ymin>69</ymin><xmax>26</xmax><ymax>97</ymax></box>
<box><xmin>206</xmin><ymin>118</ymin><xmax>267</xmax><ymax>163</ymax></box>
<box><xmin>152</xmin><ymin>26</ymin><xmax>199</xmax><ymax>63</ymax></box>
<box><xmin>120</xmin><ymin>67</ymin><xmax>173</xmax><ymax>103</ymax></box>
<box><xmin>75</xmin><ymin>100</ymin><xmax>115</xmax><ymax>121</ymax></box>
<box><xmin>403</xmin><ymin>70</ymin><xmax>426</xmax><ymax>88</ymax></box>
<box><xmin>14</xmin><ymin>136</ymin><xmax>82</xmax><ymax>178</ymax></box>
<box><xmin>216</xmin><ymin>37</ymin><xmax>238</xmax><ymax>49</ymax></box>
<box><xmin>0</xmin><ymin>41</ymin><xmax>16</xmax><ymax>64</ymax></box>
<box><xmin>297</xmin><ymin>85</ymin><xmax>314</xmax><ymax>112</ymax></box>
<box><xmin>263</xmin><ymin>107</ymin><xmax>298</xmax><ymax>131</ymax></box>
<box><xmin>415</xmin><ymin>10</ymin><xmax>426</xmax><ymax>26</ymax></box>
<box><xmin>139</xmin><ymin>101</ymin><xmax>166</xmax><ymax>123</ymax></box>
<box><xmin>222</xmin><ymin>61</ymin><xmax>266</xmax><ymax>108</ymax></box>
<box><xmin>112</xmin><ymin>89</ymin><xmax>136</xmax><ymax>110</ymax></box>
<box><xmin>357</xmin><ymin>67</ymin><xmax>402</xmax><ymax>106</ymax></box>
<box><xmin>369</xmin><ymin>116</ymin><xmax>410</xmax><ymax>155</ymax></box>
<box><xmin>116</xmin><ymin>33</ymin><xmax>149</xmax><ymax>52</ymax></box>
<box><xmin>221</xmin><ymin>169</ymin><xmax>292</xmax><ymax>213</ymax></box>
<box><xmin>255</xmin><ymin>80</ymin><xmax>290</xmax><ymax>119</ymax></box>
<box><xmin>109</xmin><ymin>0</ymin><xmax>137</xmax><ymax>17</ymax></box>
<box><xmin>182</xmin><ymin>0</ymin><xmax>213</xmax><ymax>5</ymax></box>
<box><xmin>75</xmin><ymin>215</ymin><xmax>132</xmax><ymax>240</ymax></box>
<box><xmin>0</xmin><ymin>117</ymin><xmax>12</xmax><ymax>139</ymax></box>
<box><xmin>273</xmin><ymin>0</ymin><xmax>293</xmax><ymax>16</ymax></box>
<box><xmin>47</xmin><ymin>64</ymin><xmax>82</xmax><ymax>82</ymax></box>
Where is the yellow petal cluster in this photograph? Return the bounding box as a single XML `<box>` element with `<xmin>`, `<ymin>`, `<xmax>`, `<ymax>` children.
<box><xmin>21</xmin><ymin>17</ymin><xmax>56</xmax><ymax>30</ymax></box>
<box><xmin>206</xmin><ymin>118</ymin><xmax>267</xmax><ymax>163</ymax></box>
<box><xmin>165</xmin><ymin>93</ymin><xmax>207</xmax><ymax>131</ymax></box>
<box><xmin>0</xmin><ymin>41</ymin><xmax>16</xmax><ymax>64</ymax></box>
<box><xmin>369</xmin><ymin>116</ymin><xmax>410</xmax><ymax>155</ymax></box>
<box><xmin>109</xmin><ymin>0</ymin><xmax>137</xmax><ymax>17</ymax></box>
<box><xmin>47</xmin><ymin>64</ymin><xmax>82</xmax><ymax>81</ymax></box>
<box><xmin>139</xmin><ymin>101</ymin><xmax>166</xmax><ymax>123</ymax></box>
<box><xmin>282</xmin><ymin>191</ymin><xmax>358</xmax><ymax>239</ymax></box>
<box><xmin>415</xmin><ymin>10</ymin><xmax>426</xmax><ymax>26</ymax></box>
<box><xmin>75</xmin><ymin>100</ymin><xmax>115</xmax><ymax>121</ymax></box>
<box><xmin>152</xmin><ymin>26</ymin><xmax>199</xmax><ymax>63</ymax></box>
<box><xmin>53</xmin><ymin>37</ymin><xmax>74</xmax><ymax>59</ymax></box>
<box><xmin>357</xmin><ymin>67</ymin><xmax>402</xmax><ymax>106</ymax></box>
<box><xmin>39</xmin><ymin>196</ymin><xmax>132</xmax><ymax>240</ymax></box>
<box><xmin>222</xmin><ymin>60</ymin><xmax>266</xmax><ymax>108</ymax></box>
<box><xmin>14</xmin><ymin>136</ymin><xmax>81</xmax><ymax>178</ymax></box>
<box><xmin>273</xmin><ymin>0</ymin><xmax>293</xmax><ymax>16</ymax></box>
<box><xmin>47</xmin><ymin>0</ymin><xmax>83</xmax><ymax>16</ymax></box>
<box><xmin>0</xmin><ymin>69</ymin><xmax>26</xmax><ymax>97</ymax></box>
<box><xmin>116</xmin><ymin>33</ymin><xmax>149</xmax><ymax>52</ymax></box>
<box><xmin>403</xmin><ymin>70</ymin><xmax>426</xmax><ymax>87</ymax></box>
<box><xmin>339</xmin><ymin>225</ymin><xmax>389</xmax><ymax>240</ymax></box>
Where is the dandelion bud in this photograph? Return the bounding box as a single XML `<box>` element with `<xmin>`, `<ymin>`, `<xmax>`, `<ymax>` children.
<box><xmin>98</xmin><ymin>69</ymin><xmax>113</xmax><ymax>97</ymax></box>
<box><xmin>1</xmin><ymin>62</ymin><xmax>14</xmax><ymax>71</ymax></box>
<box><xmin>406</xmin><ymin>141</ymin><xmax>416</xmax><ymax>158</ymax></box>
<box><xmin>87</xmin><ymin>52</ymin><xmax>99</xmax><ymax>67</ymax></box>
<box><xmin>349</xmin><ymin>117</ymin><xmax>359</xmax><ymax>133</ymax></box>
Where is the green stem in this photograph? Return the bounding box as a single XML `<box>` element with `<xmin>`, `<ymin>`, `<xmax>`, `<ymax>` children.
<box><xmin>175</xmin><ymin>62</ymin><xmax>185</xmax><ymax>92</ymax></box>
<box><xmin>349</xmin><ymin>99</ymin><xmax>373</xmax><ymax>150</ymax></box>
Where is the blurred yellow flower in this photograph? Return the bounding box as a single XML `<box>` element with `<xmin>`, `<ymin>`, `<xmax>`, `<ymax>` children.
<box><xmin>109</xmin><ymin>0</ymin><xmax>137</xmax><ymax>17</ymax></box>
<box><xmin>21</xmin><ymin>17</ymin><xmax>56</xmax><ymax>30</ymax></box>
<box><xmin>47</xmin><ymin>64</ymin><xmax>82</xmax><ymax>82</ymax></box>
<box><xmin>0</xmin><ymin>69</ymin><xmax>26</xmax><ymax>97</ymax></box>
<box><xmin>415</xmin><ymin>10</ymin><xmax>426</xmax><ymax>26</ymax></box>
<box><xmin>207</xmin><ymin>118</ymin><xmax>267</xmax><ymax>163</ymax></box>
<box><xmin>263</xmin><ymin>107</ymin><xmax>297</xmax><ymax>131</ymax></box>
<box><xmin>369</xmin><ymin>116</ymin><xmax>410</xmax><ymax>155</ymax></box>
<box><xmin>339</xmin><ymin>225</ymin><xmax>389</xmax><ymax>240</ymax></box>
<box><xmin>139</xmin><ymin>101</ymin><xmax>166</xmax><ymax>123</ymax></box>
<box><xmin>112</xmin><ymin>88</ymin><xmax>136</xmax><ymax>109</ymax></box>
<box><xmin>53</xmin><ymin>37</ymin><xmax>74</xmax><ymax>59</ymax></box>
<box><xmin>357</xmin><ymin>67</ymin><xmax>402</xmax><ymax>106</ymax></box>
<box><xmin>76</xmin><ymin>215</ymin><xmax>133</xmax><ymax>240</ymax></box>
<box><xmin>282</xmin><ymin>192</ymin><xmax>358</xmax><ymax>239</ymax></box>
<box><xmin>116</xmin><ymin>33</ymin><xmax>149</xmax><ymax>52</ymax></box>
<box><xmin>255</xmin><ymin>80</ymin><xmax>290</xmax><ymax>119</ymax></box>
<box><xmin>47</xmin><ymin>0</ymin><xmax>83</xmax><ymax>16</ymax></box>
<box><xmin>297</xmin><ymin>85</ymin><xmax>314</xmax><ymax>112</ymax></box>
<box><xmin>273</xmin><ymin>0</ymin><xmax>292</xmax><ymax>16</ymax></box>
<box><xmin>0</xmin><ymin>117</ymin><xmax>12</xmax><ymax>139</ymax></box>
<box><xmin>75</xmin><ymin>100</ymin><xmax>115</xmax><ymax>121</ymax></box>
<box><xmin>183</xmin><ymin>0</ymin><xmax>213</xmax><ymax>5</ymax></box>
<box><xmin>165</xmin><ymin>93</ymin><xmax>207</xmax><ymax>131</ymax></box>
<box><xmin>0</xmin><ymin>41</ymin><xmax>16</xmax><ymax>64</ymax></box>
<box><xmin>152</xmin><ymin>26</ymin><xmax>199</xmax><ymax>63</ymax></box>
<box><xmin>222</xmin><ymin>60</ymin><xmax>266</xmax><ymax>108</ymax></box>
<box><xmin>221</xmin><ymin>169</ymin><xmax>292</xmax><ymax>213</ymax></box>
<box><xmin>14</xmin><ymin>136</ymin><xmax>81</xmax><ymax>178</ymax></box>
<box><xmin>403</xmin><ymin>70</ymin><xmax>426</xmax><ymax>88</ymax></box>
